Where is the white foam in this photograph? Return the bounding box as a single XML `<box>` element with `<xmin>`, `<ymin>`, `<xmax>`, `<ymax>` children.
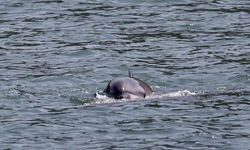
<box><xmin>95</xmin><ymin>92</ymin><xmax>108</xmax><ymax>99</ymax></box>
<box><xmin>149</xmin><ymin>90</ymin><xmax>197</xmax><ymax>99</ymax></box>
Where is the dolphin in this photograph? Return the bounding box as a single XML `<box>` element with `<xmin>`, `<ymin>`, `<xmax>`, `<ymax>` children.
<box><xmin>104</xmin><ymin>71</ymin><xmax>153</xmax><ymax>99</ymax></box>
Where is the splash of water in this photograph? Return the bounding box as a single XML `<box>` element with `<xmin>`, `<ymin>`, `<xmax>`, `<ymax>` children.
<box><xmin>71</xmin><ymin>90</ymin><xmax>197</xmax><ymax>106</ymax></box>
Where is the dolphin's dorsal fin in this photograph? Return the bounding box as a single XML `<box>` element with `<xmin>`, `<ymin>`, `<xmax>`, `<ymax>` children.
<box><xmin>128</xmin><ymin>70</ymin><xmax>133</xmax><ymax>77</ymax></box>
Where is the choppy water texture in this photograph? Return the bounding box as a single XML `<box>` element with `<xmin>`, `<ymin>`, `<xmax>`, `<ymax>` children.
<box><xmin>0</xmin><ymin>0</ymin><xmax>250</xmax><ymax>149</ymax></box>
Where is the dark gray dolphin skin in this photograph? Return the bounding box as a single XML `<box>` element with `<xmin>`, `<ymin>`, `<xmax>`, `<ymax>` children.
<box><xmin>104</xmin><ymin>71</ymin><xmax>153</xmax><ymax>99</ymax></box>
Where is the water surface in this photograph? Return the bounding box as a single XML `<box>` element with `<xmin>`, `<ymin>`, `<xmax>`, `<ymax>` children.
<box><xmin>0</xmin><ymin>0</ymin><xmax>250</xmax><ymax>149</ymax></box>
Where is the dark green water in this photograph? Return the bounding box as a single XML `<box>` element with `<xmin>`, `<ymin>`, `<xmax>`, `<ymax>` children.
<box><xmin>0</xmin><ymin>0</ymin><xmax>249</xmax><ymax>149</ymax></box>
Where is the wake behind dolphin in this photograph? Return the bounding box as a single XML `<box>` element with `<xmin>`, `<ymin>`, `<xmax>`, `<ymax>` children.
<box><xmin>104</xmin><ymin>71</ymin><xmax>153</xmax><ymax>99</ymax></box>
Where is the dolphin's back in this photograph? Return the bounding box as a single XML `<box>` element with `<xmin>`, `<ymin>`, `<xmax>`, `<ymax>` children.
<box><xmin>104</xmin><ymin>76</ymin><xmax>153</xmax><ymax>99</ymax></box>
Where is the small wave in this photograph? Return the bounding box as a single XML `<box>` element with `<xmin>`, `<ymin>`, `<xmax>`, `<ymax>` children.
<box><xmin>197</xmin><ymin>89</ymin><xmax>250</xmax><ymax>97</ymax></box>
<box><xmin>70</xmin><ymin>90</ymin><xmax>197</xmax><ymax>106</ymax></box>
